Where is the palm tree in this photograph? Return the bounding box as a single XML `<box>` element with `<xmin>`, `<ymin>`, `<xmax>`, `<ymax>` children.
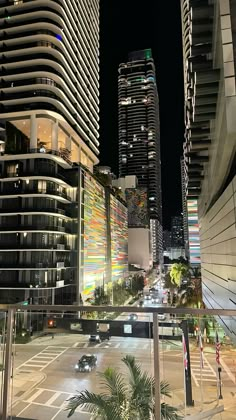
<box><xmin>169</xmin><ymin>263</ymin><xmax>190</xmax><ymax>287</ymax></box>
<box><xmin>178</xmin><ymin>278</ymin><xmax>203</xmax><ymax>308</ymax></box>
<box><xmin>65</xmin><ymin>355</ymin><xmax>182</xmax><ymax>419</ymax></box>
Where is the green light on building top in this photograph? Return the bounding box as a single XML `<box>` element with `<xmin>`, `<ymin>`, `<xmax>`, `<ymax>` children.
<box><xmin>145</xmin><ymin>49</ymin><xmax>152</xmax><ymax>59</ymax></box>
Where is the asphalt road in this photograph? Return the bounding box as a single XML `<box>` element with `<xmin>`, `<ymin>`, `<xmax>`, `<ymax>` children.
<box><xmin>8</xmin><ymin>334</ymin><xmax>236</xmax><ymax>420</ymax></box>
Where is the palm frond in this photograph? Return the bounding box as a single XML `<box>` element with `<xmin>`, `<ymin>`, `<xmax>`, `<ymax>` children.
<box><xmin>161</xmin><ymin>402</ymin><xmax>183</xmax><ymax>419</ymax></box>
<box><xmin>65</xmin><ymin>355</ymin><xmax>183</xmax><ymax>420</ymax></box>
<box><xmin>65</xmin><ymin>390</ymin><xmax>108</xmax><ymax>418</ymax></box>
<box><xmin>160</xmin><ymin>380</ymin><xmax>172</xmax><ymax>398</ymax></box>
<box><xmin>99</xmin><ymin>367</ymin><xmax>127</xmax><ymax>403</ymax></box>
<box><xmin>122</xmin><ymin>355</ymin><xmax>154</xmax><ymax>417</ymax></box>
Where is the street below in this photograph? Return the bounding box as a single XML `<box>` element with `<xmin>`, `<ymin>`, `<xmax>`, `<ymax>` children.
<box><xmin>8</xmin><ymin>333</ymin><xmax>236</xmax><ymax>419</ymax></box>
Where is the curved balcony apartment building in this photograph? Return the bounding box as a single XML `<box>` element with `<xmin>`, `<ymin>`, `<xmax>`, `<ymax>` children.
<box><xmin>0</xmin><ymin>0</ymin><xmax>100</xmax><ymax>304</ymax></box>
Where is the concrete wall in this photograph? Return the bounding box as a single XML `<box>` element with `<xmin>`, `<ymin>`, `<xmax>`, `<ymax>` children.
<box><xmin>200</xmin><ymin>175</ymin><xmax>236</xmax><ymax>341</ymax></box>
<box><xmin>128</xmin><ymin>228</ymin><xmax>153</xmax><ymax>271</ymax></box>
<box><xmin>199</xmin><ymin>0</ymin><xmax>236</xmax><ymax>219</ymax></box>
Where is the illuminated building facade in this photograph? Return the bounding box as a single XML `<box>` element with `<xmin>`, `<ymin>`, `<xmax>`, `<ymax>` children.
<box><xmin>110</xmin><ymin>195</ymin><xmax>128</xmax><ymax>282</ymax></box>
<box><xmin>181</xmin><ymin>0</ymin><xmax>236</xmax><ymax>339</ymax></box>
<box><xmin>78</xmin><ymin>169</ymin><xmax>128</xmax><ymax>300</ymax></box>
<box><xmin>82</xmin><ymin>172</ymin><xmax>107</xmax><ymax>297</ymax></box>
<box><xmin>0</xmin><ymin>0</ymin><xmax>100</xmax><ymax>303</ymax></box>
<box><xmin>187</xmin><ymin>200</ymin><xmax>200</xmax><ymax>265</ymax></box>
<box><xmin>181</xmin><ymin>157</ymin><xmax>189</xmax><ymax>258</ymax></box>
<box><xmin>118</xmin><ymin>49</ymin><xmax>163</xmax><ymax>265</ymax></box>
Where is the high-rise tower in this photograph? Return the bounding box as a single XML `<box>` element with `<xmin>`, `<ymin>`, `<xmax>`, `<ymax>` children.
<box><xmin>0</xmin><ymin>0</ymin><xmax>100</xmax><ymax>303</ymax></box>
<box><xmin>118</xmin><ymin>49</ymin><xmax>163</xmax><ymax>264</ymax></box>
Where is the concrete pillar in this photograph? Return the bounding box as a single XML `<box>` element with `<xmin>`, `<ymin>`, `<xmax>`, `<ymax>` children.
<box><xmin>51</xmin><ymin>121</ymin><xmax>58</xmax><ymax>151</ymax></box>
<box><xmin>2</xmin><ymin>309</ymin><xmax>15</xmax><ymax>420</ymax></box>
<box><xmin>30</xmin><ymin>114</ymin><xmax>37</xmax><ymax>150</ymax></box>
<box><xmin>66</xmin><ymin>136</ymin><xmax>71</xmax><ymax>152</ymax></box>
<box><xmin>153</xmin><ymin>313</ymin><xmax>161</xmax><ymax>420</ymax></box>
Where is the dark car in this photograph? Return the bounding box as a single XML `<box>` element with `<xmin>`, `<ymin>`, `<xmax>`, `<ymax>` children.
<box><xmin>75</xmin><ymin>354</ymin><xmax>97</xmax><ymax>372</ymax></box>
<box><xmin>138</xmin><ymin>300</ymin><xmax>144</xmax><ymax>307</ymax></box>
<box><xmin>128</xmin><ymin>313</ymin><xmax>138</xmax><ymax>321</ymax></box>
<box><xmin>89</xmin><ymin>333</ymin><xmax>110</xmax><ymax>343</ymax></box>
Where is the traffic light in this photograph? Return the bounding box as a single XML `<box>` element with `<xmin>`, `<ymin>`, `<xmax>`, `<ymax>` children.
<box><xmin>48</xmin><ymin>319</ymin><xmax>57</xmax><ymax>328</ymax></box>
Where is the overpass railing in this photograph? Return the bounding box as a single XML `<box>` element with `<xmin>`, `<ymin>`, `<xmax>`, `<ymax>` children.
<box><xmin>0</xmin><ymin>305</ymin><xmax>235</xmax><ymax>420</ymax></box>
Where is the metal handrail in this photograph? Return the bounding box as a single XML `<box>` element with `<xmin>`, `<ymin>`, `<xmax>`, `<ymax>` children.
<box><xmin>0</xmin><ymin>304</ymin><xmax>235</xmax><ymax>316</ymax></box>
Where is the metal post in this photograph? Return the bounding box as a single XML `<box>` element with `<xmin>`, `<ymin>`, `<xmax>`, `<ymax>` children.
<box><xmin>153</xmin><ymin>313</ymin><xmax>161</xmax><ymax>420</ymax></box>
<box><xmin>218</xmin><ymin>367</ymin><xmax>223</xmax><ymax>399</ymax></box>
<box><xmin>180</xmin><ymin>320</ymin><xmax>194</xmax><ymax>406</ymax></box>
<box><xmin>2</xmin><ymin>308</ymin><xmax>15</xmax><ymax>420</ymax></box>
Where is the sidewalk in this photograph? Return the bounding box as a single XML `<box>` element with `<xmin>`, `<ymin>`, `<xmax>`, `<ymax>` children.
<box><xmin>11</xmin><ymin>369</ymin><xmax>46</xmax><ymax>405</ymax></box>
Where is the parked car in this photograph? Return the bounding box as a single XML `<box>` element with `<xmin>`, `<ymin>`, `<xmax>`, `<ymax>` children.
<box><xmin>144</xmin><ymin>294</ymin><xmax>152</xmax><ymax>300</ymax></box>
<box><xmin>75</xmin><ymin>354</ymin><xmax>97</xmax><ymax>372</ymax></box>
<box><xmin>128</xmin><ymin>313</ymin><xmax>138</xmax><ymax>321</ymax></box>
<box><xmin>138</xmin><ymin>300</ymin><xmax>144</xmax><ymax>307</ymax></box>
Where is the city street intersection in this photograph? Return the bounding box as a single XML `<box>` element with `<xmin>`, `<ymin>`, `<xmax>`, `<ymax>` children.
<box><xmin>9</xmin><ymin>334</ymin><xmax>236</xmax><ymax>419</ymax></box>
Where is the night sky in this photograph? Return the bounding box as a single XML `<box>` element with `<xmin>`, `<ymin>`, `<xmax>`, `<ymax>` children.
<box><xmin>99</xmin><ymin>1</ymin><xmax>184</xmax><ymax>229</ymax></box>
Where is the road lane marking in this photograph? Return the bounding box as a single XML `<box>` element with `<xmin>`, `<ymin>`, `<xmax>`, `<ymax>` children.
<box><xmin>221</xmin><ymin>357</ymin><xmax>236</xmax><ymax>384</ymax></box>
<box><xmin>16</xmin><ymin>346</ymin><xmax>69</xmax><ymax>371</ymax></box>
<box><xmin>16</xmin><ymin>403</ymin><xmax>31</xmax><ymax>417</ymax></box>
<box><xmin>44</xmin><ymin>391</ymin><xmax>61</xmax><ymax>406</ymax></box>
<box><xmin>191</xmin><ymin>353</ymin><xmax>217</xmax><ymax>387</ymax></box>
<box><xmin>33</xmin><ymin>355</ymin><xmax>55</xmax><ymax>359</ymax></box>
<box><xmin>24</xmin><ymin>364</ymin><xmax>46</xmax><ymax>368</ymax></box>
<box><xmin>27</xmin><ymin>388</ymin><xmax>45</xmax><ymax>402</ymax></box>
<box><xmin>46</xmin><ymin>346</ymin><xmax>68</xmax><ymax>349</ymax></box>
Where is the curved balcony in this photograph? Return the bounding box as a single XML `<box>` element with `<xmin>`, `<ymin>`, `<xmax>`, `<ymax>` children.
<box><xmin>0</xmin><ymin>261</ymin><xmax>73</xmax><ymax>270</ymax></box>
<box><xmin>0</xmin><ymin>207</ymin><xmax>66</xmax><ymax>216</ymax></box>
<box><xmin>0</xmin><ymin>225</ymin><xmax>72</xmax><ymax>234</ymax></box>
<box><xmin>1</xmin><ymin>170</ymin><xmax>69</xmax><ymax>185</ymax></box>
<box><xmin>0</xmin><ymin>244</ymin><xmax>71</xmax><ymax>250</ymax></box>
<box><xmin>1</xmin><ymin>186</ymin><xmax>71</xmax><ymax>201</ymax></box>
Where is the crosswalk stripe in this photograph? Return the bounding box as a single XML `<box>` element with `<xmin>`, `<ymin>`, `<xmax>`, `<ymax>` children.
<box><xmin>24</xmin><ymin>364</ymin><xmax>45</xmax><ymax>368</ymax></box>
<box><xmin>46</xmin><ymin>392</ymin><xmax>61</xmax><ymax>406</ymax></box>
<box><xmin>194</xmin><ymin>373</ymin><xmax>216</xmax><ymax>377</ymax></box>
<box><xmin>27</xmin><ymin>389</ymin><xmax>44</xmax><ymax>402</ymax></box>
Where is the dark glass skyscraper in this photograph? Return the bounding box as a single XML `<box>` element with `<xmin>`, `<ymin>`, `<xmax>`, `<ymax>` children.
<box><xmin>118</xmin><ymin>49</ymin><xmax>163</xmax><ymax>264</ymax></box>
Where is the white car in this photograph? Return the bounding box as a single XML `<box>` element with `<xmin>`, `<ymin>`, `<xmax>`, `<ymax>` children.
<box><xmin>144</xmin><ymin>294</ymin><xmax>152</xmax><ymax>300</ymax></box>
<box><xmin>158</xmin><ymin>314</ymin><xmax>166</xmax><ymax>321</ymax></box>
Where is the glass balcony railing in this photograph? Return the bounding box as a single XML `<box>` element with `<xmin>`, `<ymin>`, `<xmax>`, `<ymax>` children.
<box><xmin>0</xmin><ymin>305</ymin><xmax>234</xmax><ymax>420</ymax></box>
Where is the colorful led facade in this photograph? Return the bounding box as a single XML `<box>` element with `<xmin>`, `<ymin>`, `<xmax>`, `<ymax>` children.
<box><xmin>187</xmin><ymin>199</ymin><xmax>201</xmax><ymax>265</ymax></box>
<box><xmin>82</xmin><ymin>173</ymin><xmax>107</xmax><ymax>296</ymax></box>
<box><xmin>80</xmin><ymin>170</ymin><xmax>128</xmax><ymax>298</ymax></box>
<box><xmin>110</xmin><ymin>195</ymin><xmax>128</xmax><ymax>282</ymax></box>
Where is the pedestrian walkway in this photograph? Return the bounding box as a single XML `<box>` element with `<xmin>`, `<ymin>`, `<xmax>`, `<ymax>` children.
<box><xmin>72</xmin><ymin>340</ymin><xmax>152</xmax><ymax>350</ymax></box>
<box><xmin>191</xmin><ymin>352</ymin><xmax>217</xmax><ymax>387</ymax></box>
<box><xmin>12</xmin><ymin>386</ymin><xmax>91</xmax><ymax>420</ymax></box>
<box><xmin>16</xmin><ymin>346</ymin><xmax>68</xmax><ymax>372</ymax></box>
